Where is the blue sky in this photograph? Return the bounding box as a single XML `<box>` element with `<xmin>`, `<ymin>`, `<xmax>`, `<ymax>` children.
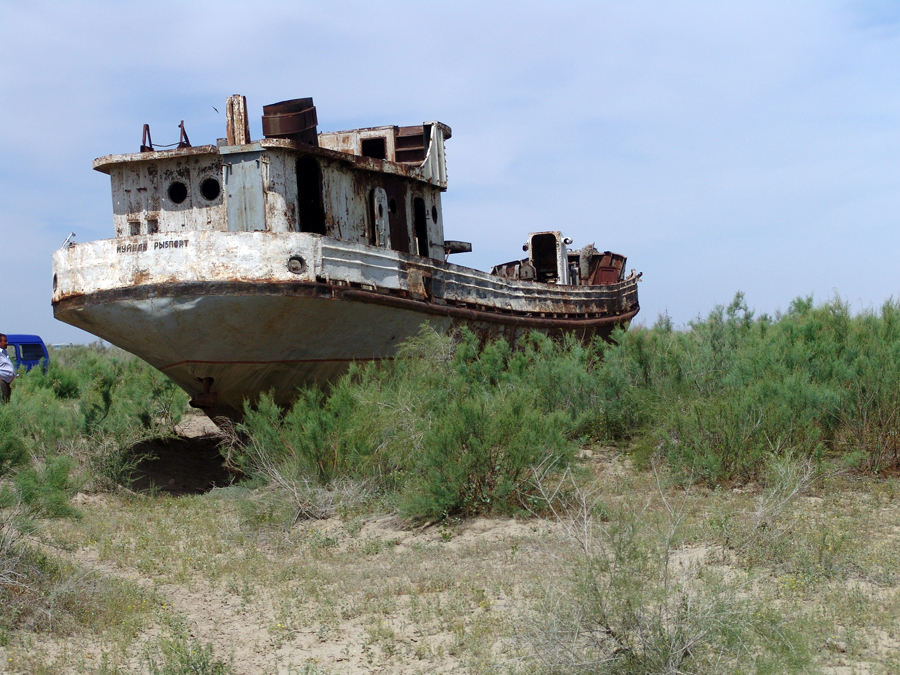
<box><xmin>2</xmin><ymin>1</ymin><xmax>900</xmax><ymax>342</ymax></box>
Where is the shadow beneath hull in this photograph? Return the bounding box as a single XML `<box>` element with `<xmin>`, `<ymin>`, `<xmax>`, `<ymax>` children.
<box><xmin>129</xmin><ymin>435</ymin><xmax>232</xmax><ymax>495</ymax></box>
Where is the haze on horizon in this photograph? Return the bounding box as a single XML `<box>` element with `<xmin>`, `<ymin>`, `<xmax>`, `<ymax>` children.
<box><xmin>2</xmin><ymin>1</ymin><xmax>899</xmax><ymax>344</ymax></box>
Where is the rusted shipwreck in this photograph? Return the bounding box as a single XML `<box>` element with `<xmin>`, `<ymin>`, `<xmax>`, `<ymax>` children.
<box><xmin>52</xmin><ymin>96</ymin><xmax>640</xmax><ymax>420</ymax></box>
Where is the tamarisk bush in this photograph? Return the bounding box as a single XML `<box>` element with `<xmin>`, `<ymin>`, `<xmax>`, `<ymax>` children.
<box><xmin>234</xmin><ymin>293</ymin><xmax>900</xmax><ymax>515</ymax></box>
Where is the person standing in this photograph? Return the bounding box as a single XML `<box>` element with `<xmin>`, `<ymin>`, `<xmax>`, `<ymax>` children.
<box><xmin>0</xmin><ymin>334</ymin><xmax>16</xmax><ymax>403</ymax></box>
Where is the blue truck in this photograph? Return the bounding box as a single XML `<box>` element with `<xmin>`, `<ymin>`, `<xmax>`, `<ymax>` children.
<box><xmin>6</xmin><ymin>334</ymin><xmax>49</xmax><ymax>372</ymax></box>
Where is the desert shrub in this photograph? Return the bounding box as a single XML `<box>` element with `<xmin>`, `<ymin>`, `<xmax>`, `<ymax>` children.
<box><xmin>0</xmin><ymin>405</ymin><xmax>77</xmax><ymax>526</ymax></box>
<box><xmin>400</xmin><ymin>383</ymin><xmax>571</xmax><ymax>519</ymax></box>
<box><xmin>233</xmin><ymin>328</ymin><xmax>582</xmax><ymax>520</ymax></box>
<box><xmin>397</xmin><ymin>331</ymin><xmax>577</xmax><ymax>518</ymax></box>
<box><xmin>14</xmin><ymin>343</ymin><xmax>187</xmax><ymax>443</ymax></box>
<box><xmin>8</xmin><ymin>384</ymin><xmax>83</xmax><ymax>451</ymax></box>
<box><xmin>0</xmin><ymin>345</ymin><xmax>186</xmax><ymax>644</ymax></box>
<box><xmin>238</xmin><ymin>388</ymin><xmax>362</xmax><ymax>484</ymax></box>
<box><xmin>144</xmin><ymin>617</ymin><xmax>233</xmax><ymax>675</ymax></box>
<box><xmin>14</xmin><ymin>456</ymin><xmax>77</xmax><ymax>519</ymax></box>
<box><xmin>598</xmin><ymin>294</ymin><xmax>900</xmax><ymax>483</ymax></box>
<box><xmin>656</xmin><ymin>375</ymin><xmax>834</xmax><ymax>485</ymax></box>
<box><xmin>0</xmin><ymin>407</ymin><xmax>34</xmax><ymax>578</ymax></box>
<box><xmin>87</xmin><ymin>433</ymin><xmax>156</xmax><ymax>491</ymax></box>
<box><xmin>0</xmin><ymin>407</ymin><xmax>80</xmax><ymax>638</ymax></box>
<box><xmin>523</xmin><ymin>471</ymin><xmax>809</xmax><ymax>674</ymax></box>
<box><xmin>234</xmin><ymin>293</ymin><xmax>900</xmax><ymax>504</ymax></box>
<box><xmin>831</xmin><ymin>303</ymin><xmax>900</xmax><ymax>472</ymax></box>
<box><xmin>0</xmin><ymin>406</ymin><xmax>28</xmax><ymax>477</ymax></box>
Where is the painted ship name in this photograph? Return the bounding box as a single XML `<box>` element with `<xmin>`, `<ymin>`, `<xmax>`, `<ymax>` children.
<box><xmin>116</xmin><ymin>240</ymin><xmax>189</xmax><ymax>254</ymax></box>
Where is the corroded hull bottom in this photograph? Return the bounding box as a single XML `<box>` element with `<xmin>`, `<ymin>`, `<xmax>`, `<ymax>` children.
<box><xmin>54</xmin><ymin>282</ymin><xmax>636</xmax><ymax>420</ymax></box>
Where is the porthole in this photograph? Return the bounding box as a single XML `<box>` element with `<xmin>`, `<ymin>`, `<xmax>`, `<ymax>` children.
<box><xmin>168</xmin><ymin>181</ymin><xmax>188</xmax><ymax>204</ymax></box>
<box><xmin>431</xmin><ymin>205</ymin><xmax>438</xmax><ymax>222</ymax></box>
<box><xmin>287</xmin><ymin>256</ymin><xmax>307</xmax><ymax>274</ymax></box>
<box><xmin>200</xmin><ymin>177</ymin><xmax>221</xmax><ymax>201</ymax></box>
<box><xmin>52</xmin><ymin>274</ymin><xmax>58</xmax><ymax>292</ymax></box>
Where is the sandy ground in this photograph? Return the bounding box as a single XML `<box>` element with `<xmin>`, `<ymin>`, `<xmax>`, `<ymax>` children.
<box><xmin>22</xmin><ymin>507</ymin><xmax>547</xmax><ymax>674</ymax></box>
<box><xmin>4</xmin><ymin>416</ymin><xmax>900</xmax><ymax>674</ymax></box>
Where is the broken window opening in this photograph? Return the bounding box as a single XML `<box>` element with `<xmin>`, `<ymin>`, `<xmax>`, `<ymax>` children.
<box><xmin>367</xmin><ymin>190</ymin><xmax>378</xmax><ymax>245</ymax></box>
<box><xmin>414</xmin><ymin>197</ymin><xmax>428</xmax><ymax>258</ymax></box>
<box><xmin>531</xmin><ymin>233</ymin><xmax>560</xmax><ymax>283</ymax></box>
<box><xmin>296</xmin><ymin>157</ymin><xmax>326</xmax><ymax>235</ymax></box>
<box><xmin>361</xmin><ymin>138</ymin><xmax>386</xmax><ymax>160</ymax></box>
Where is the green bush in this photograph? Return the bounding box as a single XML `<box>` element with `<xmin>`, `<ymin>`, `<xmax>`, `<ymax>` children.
<box><xmin>598</xmin><ymin>294</ymin><xmax>900</xmax><ymax>483</ymax></box>
<box><xmin>233</xmin><ymin>328</ymin><xmax>583</xmax><ymax>520</ymax></box>
<box><xmin>8</xmin><ymin>343</ymin><xmax>189</xmax><ymax>490</ymax></box>
<box><xmin>232</xmin><ymin>293</ymin><xmax>900</xmax><ymax>508</ymax></box>
<box><xmin>398</xmin><ymin>331</ymin><xmax>576</xmax><ymax>518</ymax></box>
<box><xmin>14</xmin><ymin>343</ymin><xmax>187</xmax><ymax>444</ymax></box>
<box><xmin>0</xmin><ymin>344</ymin><xmax>189</xmax><ymax>645</ymax></box>
<box><xmin>0</xmin><ymin>406</ymin><xmax>28</xmax><ymax>478</ymax></box>
<box><xmin>14</xmin><ymin>456</ymin><xmax>77</xmax><ymax>518</ymax></box>
<box><xmin>400</xmin><ymin>389</ymin><xmax>570</xmax><ymax>519</ymax></box>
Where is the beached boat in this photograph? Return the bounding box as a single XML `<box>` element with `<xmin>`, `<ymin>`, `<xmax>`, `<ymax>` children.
<box><xmin>52</xmin><ymin>96</ymin><xmax>640</xmax><ymax>420</ymax></box>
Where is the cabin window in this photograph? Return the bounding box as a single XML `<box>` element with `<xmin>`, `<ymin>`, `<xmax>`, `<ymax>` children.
<box><xmin>200</xmin><ymin>177</ymin><xmax>221</xmax><ymax>201</ymax></box>
<box><xmin>129</xmin><ymin>221</ymin><xmax>140</xmax><ymax>236</ymax></box>
<box><xmin>296</xmin><ymin>157</ymin><xmax>326</xmax><ymax>235</ymax></box>
<box><xmin>361</xmin><ymin>137</ymin><xmax>386</xmax><ymax>160</ymax></box>
<box><xmin>147</xmin><ymin>219</ymin><xmax>159</xmax><ymax>234</ymax></box>
<box><xmin>168</xmin><ymin>181</ymin><xmax>188</xmax><ymax>204</ymax></box>
<box><xmin>531</xmin><ymin>233</ymin><xmax>560</xmax><ymax>282</ymax></box>
<box><xmin>413</xmin><ymin>197</ymin><xmax>429</xmax><ymax>257</ymax></box>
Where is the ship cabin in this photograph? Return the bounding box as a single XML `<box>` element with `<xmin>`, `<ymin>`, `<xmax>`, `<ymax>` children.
<box><xmin>491</xmin><ymin>232</ymin><xmax>629</xmax><ymax>288</ymax></box>
<box><xmin>91</xmin><ymin>96</ymin><xmax>455</xmax><ymax>261</ymax></box>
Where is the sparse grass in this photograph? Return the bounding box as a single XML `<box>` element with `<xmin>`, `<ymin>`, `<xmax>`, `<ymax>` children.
<box><xmin>0</xmin><ymin>545</ymin><xmax>152</xmax><ymax>638</ymax></box>
<box><xmin>11</xmin><ymin>299</ymin><xmax>900</xmax><ymax>672</ymax></box>
<box><xmin>518</xmin><ymin>464</ymin><xmax>811</xmax><ymax>674</ymax></box>
<box><xmin>2</xmin><ymin>454</ymin><xmax>893</xmax><ymax>673</ymax></box>
<box><xmin>143</xmin><ymin>616</ymin><xmax>233</xmax><ymax>675</ymax></box>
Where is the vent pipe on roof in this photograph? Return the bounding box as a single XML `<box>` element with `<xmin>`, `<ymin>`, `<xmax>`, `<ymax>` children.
<box><xmin>226</xmin><ymin>95</ymin><xmax>251</xmax><ymax>146</ymax></box>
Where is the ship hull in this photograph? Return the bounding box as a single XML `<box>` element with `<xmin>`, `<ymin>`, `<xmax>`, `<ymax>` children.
<box><xmin>52</xmin><ymin>232</ymin><xmax>638</xmax><ymax>420</ymax></box>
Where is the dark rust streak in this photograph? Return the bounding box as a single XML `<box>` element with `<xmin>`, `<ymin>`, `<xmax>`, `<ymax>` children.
<box><xmin>340</xmin><ymin>289</ymin><xmax>638</xmax><ymax>330</ymax></box>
